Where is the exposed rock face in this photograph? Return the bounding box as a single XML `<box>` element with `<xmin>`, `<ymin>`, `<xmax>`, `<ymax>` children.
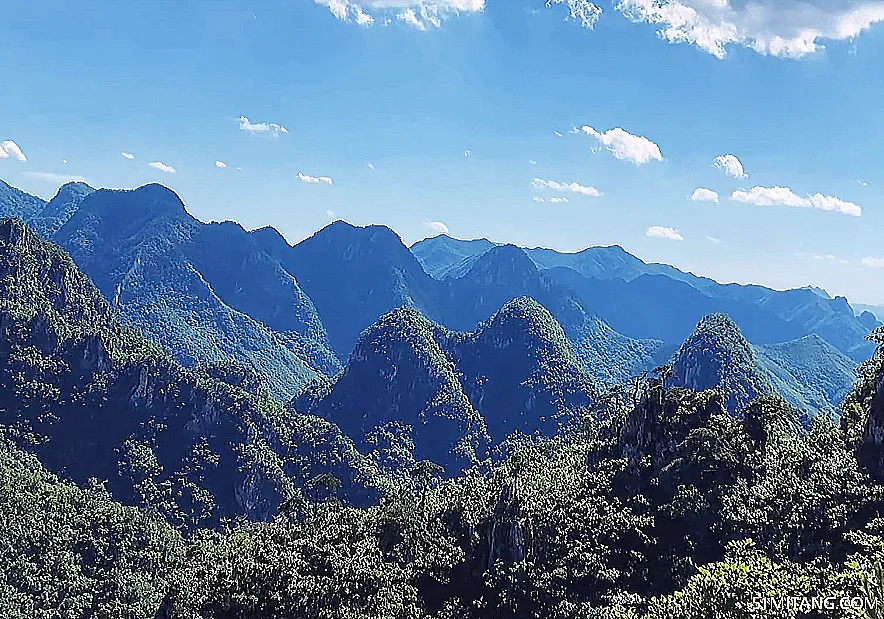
<box><xmin>487</xmin><ymin>482</ymin><xmax>532</xmax><ymax>568</ymax></box>
<box><xmin>859</xmin><ymin>371</ymin><xmax>884</xmax><ymax>481</ymax></box>
<box><xmin>670</xmin><ymin>313</ymin><xmax>773</xmax><ymax>415</ymax></box>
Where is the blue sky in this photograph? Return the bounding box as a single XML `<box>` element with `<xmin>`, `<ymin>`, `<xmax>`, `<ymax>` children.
<box><xmin>3</xmin><ymin>0</ymin><xmax>884</xmax><ymax>302</ymax></box>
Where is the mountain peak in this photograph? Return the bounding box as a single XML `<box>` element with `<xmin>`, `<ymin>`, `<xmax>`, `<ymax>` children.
<box><xmin>464</xmin><ymin>243</ymin><xmax>537</xmax><ymax>283</ymax></box>
<box><xmin>53</xmin><ymin>180</ymin><xmax>95</xmax><ymax>199</ymax></box>
<box><xmin>670</xmin><ymin>313</ymin><xmax>773</xmax><ymax>414</ymax></box>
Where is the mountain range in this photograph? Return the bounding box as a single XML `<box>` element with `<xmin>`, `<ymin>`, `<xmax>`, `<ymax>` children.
<box><xmin>0</xmin><ymin>216</ymin><xmax>382</xmax><ymax>529</ymax></box>
<box><xmin>0</xmin><ymin>178</ymin><xmax>874</xmax><ymax>452</ymax></box>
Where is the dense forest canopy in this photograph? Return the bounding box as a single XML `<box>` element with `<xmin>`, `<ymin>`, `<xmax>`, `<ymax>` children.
<box><xmin>0</xmin><ymin>212</ymin><xmax>883</xmax><ymax>617</ymax></box>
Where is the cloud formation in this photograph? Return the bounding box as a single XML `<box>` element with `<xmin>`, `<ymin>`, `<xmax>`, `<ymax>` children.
<box><xmin>863</xmin><ymin>256</ymin><xmax>884</xmax><ymax>268</ymax></box>
<box><xmin>121</xmin><ymin>152</ymin><xmax>135</xmax><ymax>160</ymax></box>
<box><xmin>706</xmin><ymin>236</ymin><xmax>721</xmax><ymax>244</ymax></box>
<box><xmin>532</xmin><ymin>177</ymin><xmax>601</xmax><ymax>196</ymax></box>
<box><xmin>578</xmin><ymin>126</ymin><xmax>663</xmax><ymax>165</ymax></box>
<box><xmin>813</xmin><ymin>254</ymin><xmax>850</xmax><ymax>265</ymax></box>
<box><xmin>0</xmin><ymin>141</ymin><xmax>27</xmax><ymax>161</ymax></box>
<box><xmin>546</xmin><ymin>0</ymin><xmax>603</xmax><ymax>29</ymax></box>
<box><xmin>615</xmin><ymin>0</ymin><xmax>884</xmax><ymax>59</ymax></box>
<box><xmin>298</xmin><ymin>172</ymin><xmax>334</xmax><ymax>185</ymax></box>
<box><xmin>239</xmin><ymin>115</ymin><xmax>288</xmax><ymax>137</ymax></box>
<box><xmin>315</xmin><ymin>0</ymin><xmax>484</xmax><ymax>29</ymax></box>
<box><xmin>23</xmin><ymin>171</ymin><xmax>89</xmax><ymax>185</ymax></box>
<box><xmin>691</xmin><ymin>187</ymin><xmax>719</xmax><ymax>203</ymax></box>
<box><xmin>714</xmin><ymin>154</ymin><xmax>748</xmax><ymax>179</ymax></box>
<box><xmin>426</xmin><ymin>221</ymin><xmax>449</xmax><ymax>234</ymax></box>
<box><xmin>646</xmin><ymin>225</ymin><xmax>683</xmax><ymax>241</ymax></box>
<box><xmin>148</xmin><ymin>161</ymin><xmax>176</xmax><ymax>174</ymax></box>
<box><xmin>730</xmin><ymin>186</ymin><xmax>862</xmax><ymax>216</ymax></box>
<box><xmin>533</xmin><ymin>196</ymin><xmax>570</xmax><ymax>203</ymax></box>
<box><xmin>215</xmin><ymin>161</ymin><xmax>227</xmax><ymax>169</ymax></box>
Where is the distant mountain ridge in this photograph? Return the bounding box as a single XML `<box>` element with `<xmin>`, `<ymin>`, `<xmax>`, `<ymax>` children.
<box><xmin>0</xmin><ymin>178</ymin><xmax>869</xmax><ymax>416</ymax></box>
<box><xmin>413</xmin><ymin>234</ymin><xmax>877</xmax><ymax>363</ymax></box>
<box><xmin>2</xmin><ymin>181</ymin><xmax>340</xmax><ymax>401</ymax></box>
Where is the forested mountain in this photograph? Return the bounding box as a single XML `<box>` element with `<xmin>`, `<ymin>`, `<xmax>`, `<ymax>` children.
<box><xmin>0</xmin><ymin>217</ymin><xmax>382</xmax><ymax>531</ymax></box>
<box><xmin>294</xmin><ymin>298</ymin><xmax>597</xmax><ymax>473</ymax></box>
<box><xmin>414</xmin><ymin>234</ymin><xmax>878</xmax><ymax>363</ymax></box>
<box><xmin>668</xmin><ymin>313</ymin><xmax>775</xmax><ymax>415</ymax></box>
<box><xmin>0</xmin><ymin>178</ymin><xmax>44</xmax><ymax>221</ymax></box>
<box><xmin>755</xmin><ymin>334</ymin><xmax>857</xmax><ymax>421</ymax></box>
<box><xmin>1</xmin><ymin>207</ymin><xmax>884</xmax><ymax>616</ymax></box>
<box><xmin>263</xmin><ymin>220</ymin><xmax>446</xmax><ymax>360</ymax></box>
<box><xmin>2</xmin><ymin>182</ymin><xmax>340</xmax><ymax>400</ymax></box>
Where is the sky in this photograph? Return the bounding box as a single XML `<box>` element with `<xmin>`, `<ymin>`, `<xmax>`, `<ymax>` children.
<box><xmin>3</xmin><ymin>0</ymin><xmax>884</xmax><ymax>303</ymax></box>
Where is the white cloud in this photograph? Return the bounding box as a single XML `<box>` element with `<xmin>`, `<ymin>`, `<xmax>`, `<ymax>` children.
<box><xmin>532</xmin><ymin>177</ymin><xmax>601</xmax><ymax>196</ymax></box>
<box><xmin>714</xmin><ymin>154</ymin><xmax>748</xmax><ymax>179</ymax></box>
<box><xmin>23</xmin><ymin>171</ymin><xmax>90</xmax><ymax>185</ymax></box>
<box><xmin>554</xmin><ymin>130</ymin><xmax>564</xmax><ymax>137</ymax></box>
<box><xmin>148</xmin><ymin>161</ymin><xmax>176</xmax><ymax>174</ymax></box>
<box><xmin>298</xmin><ymin>172</ymin><xmax>334</xmax><ymax>185</ymax></box>
<box><xmin>863</xmin><ymin>256</ymin><xmax>884</xmax><ymax>268</ymax></box>
<box><xmin>239</xmin><ymin>115</ymin><xmax>288</xmax><ymax>137</ymax></box>
<box><xmin>579</xmin><ymin>126</ymin><xmax>663</xmax><ymax>165</ymax></box>
<box><xmin>121</xmin><ymin>152</ymin><xmax>135</xmax><ymax>160</ymax></box>
<box><xmin>62</xmin><ymin>159</ymin><xmax>68</xmax><ymax>165</ymax></box>
<box><xmin>647</xmin><ymin>225</ymin><xmax>683</xmax><ymax>241</ymax></box>
<box><xmin>0</xmin><ymin>141</ymin><xmax>27</xmax><ymax>162</ymax></box>
<box><xmin>315</xmin><ymin>0</ymin><xmax>484</xmax><ymax>29</ymax></box>
<box><xmin>706</xmin><ymin>236</ymin><xmax>721</xmax><ymax>244</ymax></box>
<box><xmin>215</xmin><ymin>160</ymin><xmax>228</xmax><ymax>169</ymax></box>
<box><xmin>859</xmin><ymin>179</ymin><xmax>869</xmax><ymax>187</ymax></box>
<box><xmin>730</xmin><ymin>186</ymin><xmax>862</xmax><ymax>216</ymax></box>
<box><xmin>615</xmin><ymin>0</ymin><xmax>884</xmax><ymax>59</ymax></box>
<box><xmin>426</xmin><ymin>221</ymin><xmax>449</xmax><ymax>234</ymax></box>
<box><xmin>546</xmin><ymin>0</ymin><xmax>603</xmax><ymax>30</ymax></box>
<box><xmin>691</xmin><ymin>187</ymin><xmax>719</xmax><ymax>203</ymax></box>
<box><xmin>533</xmin><ymin>196</ymin><xmax>570</xmax><ymax>203</ymax></box>
<box><xmin>813</xmin><ymin>254</ymin><xmax>850</xmax><ymax>265</ymax></box>
<box><xmin>464</xmin><ymin>149</ymin><xmax>471</xmax><ymax>157</ymax></box>
<box><xmin>529</xmin><ymin>160</ymin><xmax>537</xmax><ymax>165</ymax></box>
<box><xmin>398</xmin><ymin>7</ymin><xmax>426</xmax><ymax>29</ymax></box>
<box><xmin>367</xmin><ymin>162</ymin><xmax>376</xmax><ymax>170</ymax></box>
<box><xmin>327</xmin><ymin>209</ymin><xmax>337</xmax><ymax>218</ymax></box>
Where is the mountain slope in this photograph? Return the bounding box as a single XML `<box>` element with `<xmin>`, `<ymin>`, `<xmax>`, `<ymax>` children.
<box><xmin>447</xmin><ymin>245</ymin><xmax>666</xmax><ymax>385</ymax></box>
<box><xmin>0</xmin><ymin>217</ymin><xmax>381</xmax><ymax>528</ymax></box>
<box><xmin>294</xmin><ymin>306</ymin><xmax>489</xmax><ymax>473</ymax></box>
<box><xmin>410</xmin><ymin>234</ymin><xmax>498</xmax><ymax>280</ymax></box>
<box><xmin>415</xmin><ymin>235</ymin><xmax>877</xmax><ymax>363</ymax></box>
<box><xmin>274</xmin><ymin>221</ymin><xmax>445</xmax><ymax>360</ymax></box>
<box><xmin>31</xmin><ymin>180</ymin><xmax>95</xmax><ymax>237</ymax></box>
<box><xmin>0</xmin><ymin>179</ymin><xmax>45</xmax><ymax>221</ymax></box>
<box><xmin>295</xmin><ymin>298</ymin><xmax>599</xmax><ymax>472</ymax></box>
<box><xmin>447</xmin><ymin>297</ymin><xmax>599</xmax><ymax>441</ymax></box>
<box><xmin>45</xmin><ymin>184</ymin><xmax>339</xmax><ymax>399</ymax></box>
<box><xmin>754</xmin><ymin>334</ymin><xmax>856</xmax><ymax>418</ymax></box>
<box><xmin>669</xmin><ymin>314</ymin><xmax>774</xmax><ymax>415</ymax></box>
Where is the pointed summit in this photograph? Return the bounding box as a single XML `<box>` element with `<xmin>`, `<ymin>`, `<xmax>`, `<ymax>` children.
<box><xmin>295</xmin><ymin>306</ymin><xmax>488</xmax><ymax>473</ymax></box>
<box><xmin>284</xmin><ymin>221</ymin><xmax>441</xmax><ymax>358</ymax></box>
<box><xmin>670</xmin><ymin>313</ymin><xmax>773</xmax><ymax>414</ymax></box>
<box><xmin>32</xmin><ymin>181</ymin><xmax>96</xmax><ymax>236</ymax></box>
